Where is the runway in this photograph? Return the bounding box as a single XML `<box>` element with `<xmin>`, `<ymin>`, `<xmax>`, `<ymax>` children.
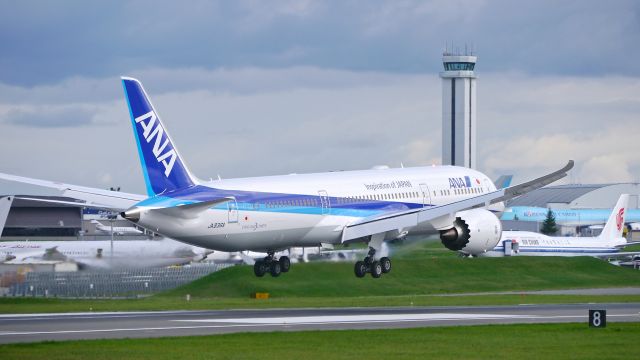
<box><xmin>1</xmin><ymin>303</ymin><xmax>638</xmax><ymax>344</ymax></box>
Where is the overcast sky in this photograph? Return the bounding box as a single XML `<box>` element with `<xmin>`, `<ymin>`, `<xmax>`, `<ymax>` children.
<box><xmin>0</xmin><ymin>0</ymin><xmax>639</xmax><ymax>195</ymax></box>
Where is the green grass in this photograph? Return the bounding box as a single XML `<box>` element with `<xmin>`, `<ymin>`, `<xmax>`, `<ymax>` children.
<box><xmin>1</xmin><ymin>323</ymin><xmax>639</xmax><ymax>359</ymax></box>
<box><xmin>1</xmin><ymin>241</ymin><xmax>639</xmax><ymax>313</ymax></box>
<box><xmin>624</xmin><ymin>243</ymin><xmax>640</xmax><ymax>252</ymax></box>
<box><xmin>163</xmin><ymin>256</ymin><xmax>640</xmax><ymax>299</ymax></box>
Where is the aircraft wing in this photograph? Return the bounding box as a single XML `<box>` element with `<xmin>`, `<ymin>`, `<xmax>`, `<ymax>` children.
<box><xmin>342</xmin><ymin>161</ymin><xmax>574</xmax><ymax>242</ymax></box>
<box><xmin>595</xmin><ymin>252</ymin><xmax>640</xmax><ymax>260</ymax></box>
<box><xmin>0</xmin><ymin>172</ymin><xmax>145</xmax><ymax>211</ymax></box>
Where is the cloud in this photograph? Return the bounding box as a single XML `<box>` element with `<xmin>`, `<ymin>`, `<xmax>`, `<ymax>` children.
<box><xmin>1</xmin><ymin>105</ymin><xmax>102</xmax><ymax>127</ymax></box>
<box><xmin>1</xmin><ymin>1</ymin><xmax>639</xmax><ymax>85</ymax></box>
<box><xmin>0</xmin><ymin>66</ymin><xmax>638</xmax><ymax>196</ymax></box>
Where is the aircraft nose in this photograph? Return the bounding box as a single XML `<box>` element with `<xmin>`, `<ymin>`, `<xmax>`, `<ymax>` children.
<box><xmin>121</xmin><ymin>207</ymin><xmax>141</xmax><ymax>222</ymax></box>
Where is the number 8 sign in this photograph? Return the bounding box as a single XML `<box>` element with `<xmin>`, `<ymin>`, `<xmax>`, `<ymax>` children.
<box><xmin>589</xmin><ymin>310</ymin><xmax>606</xmax><ymax>328</ymax></box>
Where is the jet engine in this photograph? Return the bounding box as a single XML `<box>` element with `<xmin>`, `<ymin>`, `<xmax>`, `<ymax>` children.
<box><xmin>439</xmin><ymin>209</ymin><xmax>502</xmax><ymax>256</ymax></box>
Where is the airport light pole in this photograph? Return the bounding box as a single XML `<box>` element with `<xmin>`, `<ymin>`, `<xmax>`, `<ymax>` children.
<box><xmin>107</xmin><ymin>214</ymin><xmax>117</xmax><ymax>263</ymax></box>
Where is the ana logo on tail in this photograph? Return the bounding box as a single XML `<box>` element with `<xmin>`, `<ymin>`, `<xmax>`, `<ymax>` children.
<box><xmin>135</xmin><ymin>110</ymin><xmax>177</xmax><ymax>177</ymax></box>
<box><xmin>616</xmin><ymin>208</ymin><xmax>625</xmax><ymax>231</ymax></box>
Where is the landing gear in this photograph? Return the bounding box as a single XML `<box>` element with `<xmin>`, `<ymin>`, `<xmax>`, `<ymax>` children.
<box><xmin>380</xmin><ymin>257</ymin><xmax>391</xmax><ymax>273</ymax></box>
<box><xmin>353</xmin><ymin>233</ymin><xmax>392</xmax><ymax>279</ymax></box>
<box><xmin>270</xmin><ymin>261</ymin><xmax>281</xmax><ymax>277</ymax></box>
<box><xmin>253</xmin><ymin>252</ymin><xmax>291</xmax><ymax>278</ymax></box>
<box><xmin>354</xmin><ymin>261</ymin><xmax>367</xmax><ymax>278</ymax></box>
<box><xmin>279</xmin><ymin>256</ymin><xmax>291</xmax><ymax>273</ymax></box>
<box><xmin>254</xmin><ymin>260</ymin><xmax>267</xmax><ymax>277</ymax></box>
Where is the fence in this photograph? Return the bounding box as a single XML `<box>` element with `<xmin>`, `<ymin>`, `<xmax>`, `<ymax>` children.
<box><xmin>5</xmin><ymin>263</ymin><xmax>232</xmax><ymax>298</ymax></box>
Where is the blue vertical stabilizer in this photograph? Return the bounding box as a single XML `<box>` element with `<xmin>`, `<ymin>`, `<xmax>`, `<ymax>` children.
<box><xmin>122</xmin><ymin>77</ymin><xmax>196</xmax><ymax>196</ymax></box>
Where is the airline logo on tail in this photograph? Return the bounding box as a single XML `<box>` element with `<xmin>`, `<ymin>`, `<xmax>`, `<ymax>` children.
<box><xmin>135</xmin><ymin>110</ymin><xmax>177</xmax><ymax>177</ymax></box>
<box><xmin>616</xmin><ymin>208</ymin><xmax>625</xmax><ymax>231</ymax></box>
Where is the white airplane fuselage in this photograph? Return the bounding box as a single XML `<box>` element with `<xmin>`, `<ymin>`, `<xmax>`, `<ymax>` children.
<box><xmin>0</xmin><ymin>239</ymin><xmax>210</xmax><ymax>269</ymax></box>
<box><xmin>482</xmin><ymin>230</ymin><xmax>627</xmax><ymax>257</ymax></box>
<box><xmin>132</xmin><ymin>166</ymin><xmax>498</xmax><ymax>253</ymax></box>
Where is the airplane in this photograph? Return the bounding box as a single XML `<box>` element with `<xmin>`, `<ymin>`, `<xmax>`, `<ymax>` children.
<box><xmin>480</xmin><ymin>194</ymin><xmax>640</xmax><ymax>257</ymax></box>
<box><xmin>0</xmin><ymin>238</ymin><xmax>213</xmax><ymax>269</ymax></box>
<box><xmin>0</xmin><ymin>195</ymin><xmax>212</xmax><ymax>268</ymax></box>
<box><xmin>90</xmin><ymin>219</ymin><xmax>144</xmax><ymax>235</ymax></box>
<box><xmin>0</xmin><ymin>77</ymin><xmax>574</xmax><ymax>278</ymax></box>
<box><xmin>501</xmin><ymin>205</ymin><xmax>640</xmax><ymax>229</ymax></box>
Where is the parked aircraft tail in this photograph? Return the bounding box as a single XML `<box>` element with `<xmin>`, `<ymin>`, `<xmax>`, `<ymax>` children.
<box><xmin>493</xmin><ymin>175</ymin><xmax>513</xmax><ymax>189</ymax></box>
<box><xmin>598</xmin><ymin>194</ymin><xmax>629</xmax><ymax>240</ymax></box>
<box><xmin>121</xmin><ymin>77</ymin><xmax>198</xmax><ymax>196</ymax></box>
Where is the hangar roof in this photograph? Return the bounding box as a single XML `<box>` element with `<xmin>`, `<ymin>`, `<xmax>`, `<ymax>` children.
<box><xmin>0</xmin><ymin>195</ymin><xmax>85</xmax><ymax>208</ymax></box>
<box><xmin>507</xmin><ymin>184</ymin><xmax>608</xmax><ymax>207</ymax></box>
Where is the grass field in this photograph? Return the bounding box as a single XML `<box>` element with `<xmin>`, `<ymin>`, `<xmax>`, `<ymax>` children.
<box><xmin>1</xmin><ymin>322</ymin><xmax>639</xmax><ymax>359</ymax></box>
<box><xmin>1</xmin><ymin>241</ymin><xmax>638</xmax><ymax>313</ymax></box>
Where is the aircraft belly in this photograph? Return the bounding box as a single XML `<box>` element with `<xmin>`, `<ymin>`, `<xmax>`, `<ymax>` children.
<box><xmin>151</xmin><ymin>210</ymin><xmax>350</xmax><ymax>252</ymax></box>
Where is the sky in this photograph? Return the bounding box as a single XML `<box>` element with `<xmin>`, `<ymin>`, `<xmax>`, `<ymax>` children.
<box><xmin>0</xmin><ymin>0</ymin><xmax>639</xmax><ymax>195</ymax></box>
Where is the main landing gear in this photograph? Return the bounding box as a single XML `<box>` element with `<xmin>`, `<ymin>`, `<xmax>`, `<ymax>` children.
<box><xmin>254</xmin><ymin>252</ymin><xmax>291</xmax><ymax>278</ymax></box>
<box><xmin>354</xmin><ymin>253</ymin><xmax>391</xmax><ymax>278</ymax></box>
<box><xmin>354</xmin><ymin>233</ymin><xmax>391</xmax><ymax>279</ymax></box>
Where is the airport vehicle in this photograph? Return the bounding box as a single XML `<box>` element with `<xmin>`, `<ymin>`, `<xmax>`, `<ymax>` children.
<box><xmin>483</xmin><ymin>195</ymin><xmax>640</xmax><ymax>257</ymax></box>
<box><xmin>0</xmin><ymin>78</ymin><xmax>574</xmax><ymax>278</ymax></box>
<box><xmin>91</xmin><ymin>219</ymin><xmax>143</xmax><ymax>235</ymax></box>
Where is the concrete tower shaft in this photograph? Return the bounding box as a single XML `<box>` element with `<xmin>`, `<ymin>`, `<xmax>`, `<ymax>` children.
<box><xmin>440</xmin><ymin>54</ymin><xmax>477</xmax><ymax>169</ymax></box>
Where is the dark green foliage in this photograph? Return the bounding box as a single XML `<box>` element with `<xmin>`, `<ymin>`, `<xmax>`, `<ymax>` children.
<box><xmin>541</xmin><ymin>208</ymin><xmax>558</xmax><ymax>235</ymax></box>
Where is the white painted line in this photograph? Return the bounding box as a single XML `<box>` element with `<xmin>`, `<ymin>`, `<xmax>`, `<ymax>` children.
<box><xmin>0</xmin><ymin>310</ymin><xmax>196</xmax><ymax>319</ymax></box>
<box><xmin>173</xmin><ymin>313</ymin><xmax>534</xmax><ymax>324</ymax></box>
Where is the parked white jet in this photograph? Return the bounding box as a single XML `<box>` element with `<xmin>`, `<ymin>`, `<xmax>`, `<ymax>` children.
<box><xmin>481</xmin><ymin>194</ymin><xmax>640</xmax><ymax>257</ymax></box>
<box><xmin>0</xmin><ymin>238</ymin><xmax>212</xmax><ymax>269</ymax></box>
<box><xmin>0</xmin><ymin>78</ymin><xmax>574</xmax><ymax>278</ymax></box>
<box><xmin>91</xmin><ymin>219</ymin><xmax>143</xmax><ymax>235</ymax></box>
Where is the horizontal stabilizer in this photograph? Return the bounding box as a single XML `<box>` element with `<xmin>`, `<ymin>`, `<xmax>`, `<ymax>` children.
<box><xmin>149</xmin><ymin>198</ymin><xmax>233</xmax><ymax>219</ymax></box>
<box><xmin>0</xmin><ymin>172</ymin><xmax>144</xmax><ymax>210</ymax></box>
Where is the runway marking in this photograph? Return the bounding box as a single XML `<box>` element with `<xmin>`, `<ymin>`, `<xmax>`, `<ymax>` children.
<box><xmin>1</xmin><ymin>314</ymin><xmax>636</xmax><ymax>338</ymax></box>
<box><xmin>172</xmin><ymin>313</ymin><xmax>533</xmax><ymax>324</ymax></box>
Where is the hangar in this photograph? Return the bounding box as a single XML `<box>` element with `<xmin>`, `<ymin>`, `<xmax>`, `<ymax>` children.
<box><xmin>507</xmin><ymin>183</ymin><xmax>640</xmax><ymax>209</ymax></box>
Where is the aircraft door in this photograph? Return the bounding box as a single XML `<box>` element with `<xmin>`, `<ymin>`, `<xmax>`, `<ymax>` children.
<box><xmin>318</xmin><ymin>190</ymin><xmax>330</xmax><ymax>215</ymax></box>
<box><xmin>419</xmin><ymin>183</ymin><xmax>431</xmax><ymax>208</ymax></box>
<box><xmin>227</xmin><ymin>199</ymin><xmax>239</xmax><ymax>223</ymax></box>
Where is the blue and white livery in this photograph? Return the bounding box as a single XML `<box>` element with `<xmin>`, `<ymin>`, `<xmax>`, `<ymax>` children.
<box><xmin>0</xmin><ymin>77</ymin><xmax>574</xmax><ymax>278</ymax></box>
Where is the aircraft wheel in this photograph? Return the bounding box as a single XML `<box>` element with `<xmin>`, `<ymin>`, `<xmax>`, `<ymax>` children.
<box><xmin>254</xmin><ymin>260</ymin><xmax>267</xmax><ymax>277</ymax></box>
<box><xmin>354</xmin><ymin>261</ymin><xmax>367</xmax><ymax>278</ymax></box>
<box><xmin>270</xmin><ymin>261</ymin><xmax>282</xmax><ymax>277</ymax></box>
<box><xmin>279</xmin><ymin>256</ymin><xmax>291</xmax><ymax>273</ymax></box>
<box><xmin>380</xmin><ymin>257</ymin><xmax>391</xmax><ymax>274</ymax></box>
<box><xmin>370</xmin><ymin>261</ymin><xmax>383</xmax><ymax>278</ymax></box>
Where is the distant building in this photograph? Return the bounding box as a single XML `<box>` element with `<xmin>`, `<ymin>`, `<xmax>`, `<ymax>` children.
<box><xmin>506</xmin><ymin>183</ymin><xmax>640</xmax><ymax>209</ymax></box>
<box><xmin>1</xmin><ymin>196</ymin><xmax>82</xmax><ymax>239</ymax></box>
<box><xmin>440</xmin><ymin>50</ymin><xmax>477</xmax><ymax>169</ymax></box>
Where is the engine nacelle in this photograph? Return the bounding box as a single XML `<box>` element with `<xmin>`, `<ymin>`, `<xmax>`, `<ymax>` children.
<box><xmin>439</xmin><ymin>209</ymin><xmax>502</xmax><ymax>255</ymax></box>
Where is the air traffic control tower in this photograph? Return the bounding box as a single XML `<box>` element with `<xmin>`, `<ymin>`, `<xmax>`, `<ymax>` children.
<box><xmin>440</xmin><ymin>51</ymin><xmax>477</xmax><ymax>169</ymax></box>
